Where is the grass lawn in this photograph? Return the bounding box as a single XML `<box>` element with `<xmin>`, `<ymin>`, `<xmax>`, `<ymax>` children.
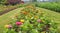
<box><xmin>0</xmin><ymin>7</ymin><xmax>60</xmax><ymax>33</ymax></box>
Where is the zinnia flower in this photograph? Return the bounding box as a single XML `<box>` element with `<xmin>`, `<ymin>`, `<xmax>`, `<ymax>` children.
<box><xmin>37</xmin><ymin>19</ymin><xmax>42</xmax><ymax>22</ymax></box>
<box><xmin>20</xmin><ymin>19</ymin><xmax>24</xmax><ymax>23</ymax></box>
<box><xmin>22</xmin><ymin>11</ymin><xmax>28</xmax><ymax>15</ymax></box>
<box><xmin>16</xmin><ymin>22</ymin><xmax>23</xmax><ymax>26</ymax></box>
<box><xmin>5</xmin><ymin>24</ymin><xmax>12</xmax><ymax>29</ymax></box>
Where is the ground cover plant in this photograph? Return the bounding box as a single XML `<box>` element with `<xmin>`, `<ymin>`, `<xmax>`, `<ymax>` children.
<box><xmin>3</xmin><ymin>5</ymin><xmax>58</xmax><ymax>33</ymax></box>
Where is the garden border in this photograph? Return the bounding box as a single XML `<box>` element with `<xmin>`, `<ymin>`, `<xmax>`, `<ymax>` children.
<box><xmin>0</xmin><ymin>7</ymin><xmax>17</xmax><ymax>16</ymax></box>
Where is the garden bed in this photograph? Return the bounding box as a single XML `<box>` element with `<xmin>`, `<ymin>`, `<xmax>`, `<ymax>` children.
<box><xmin>3</xmin><ymin>5</ymin><xmax>59</xmax><ymax>33</ymax></box>
<box><xmin>0</xmin><ymin>4</ymin><xmax>60</xmax><ymax>33</ymax></box>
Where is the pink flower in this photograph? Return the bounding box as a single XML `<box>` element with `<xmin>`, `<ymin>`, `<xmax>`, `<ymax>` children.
<box><xmin>37</xmin><ymin>19</ymin><xmax>42</xmax><ymax>22</ymax></box>
<box><xmin>5</xmin><ymin>24</ymin><xmax>12</xmax><ymax>29</ymax></box>
<box><xmin>16</xmin><ymin>22</ymin><xmax>23</xmax><ymax>26</ymax></box>
<box><xmin>9</xmin><ymin>24</ymin><xmax>12</xmax><ymax>28</ymax></box>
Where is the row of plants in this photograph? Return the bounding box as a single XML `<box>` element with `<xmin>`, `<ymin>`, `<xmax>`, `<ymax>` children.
<box><xmin>0</xmin><ymin>5</ymin><xmax>16</xmax><ymax>12</ymax></box>
<box><xmin>0</xmin><ymin>5</ymin><xmax>18</xmax><ymax>15</ymax></box>
<box><xmin>4</xmin><ymin>5</ymin><xmax>58</xmax><ymax>33</ymax></box>
<box><xmin>0</xmin><ymin>3</ymin><xmax>30</xmax><ymax>12</ymax></box>
<box><xmin>35</xmin><ymin>2</ymin><xmax>60</xmax><ymax>12</ymax></box>
<box><xmin>0</xmin><ymin>4</ymin><xmax>26</xmax><ymax>15</ymax></box>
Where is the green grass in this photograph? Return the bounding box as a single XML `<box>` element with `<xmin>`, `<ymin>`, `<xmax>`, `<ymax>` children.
<box><xmin>0</xmin><ymin>7</ymin><xmax>60</xmax><ymax>33</ymax></box>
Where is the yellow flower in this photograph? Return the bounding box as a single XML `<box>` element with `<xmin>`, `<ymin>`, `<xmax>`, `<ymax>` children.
<box><xmin>5</xmin><ymin>24</ymin><xmax>12</xmax><ymax>28</ymax></box>
<box><xmin>5</xmin><ymin>25</ymin><xmax>9</xmax><ymax>28</ymax></box>
<box><xmin>20</xmin><ymin>19</ymin><xmax>25</xmax><ymax>23</ymax></box>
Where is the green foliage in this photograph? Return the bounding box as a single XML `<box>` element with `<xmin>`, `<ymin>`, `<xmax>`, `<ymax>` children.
<box><xmin>4</xmin><ymin>5</ymin><xmax>58</xmax><ymax>33</ymax></box>
<box><xmin>35</xmin><ymin>2</ymin><xmax>60</xmax><ymax>12</ymax></box>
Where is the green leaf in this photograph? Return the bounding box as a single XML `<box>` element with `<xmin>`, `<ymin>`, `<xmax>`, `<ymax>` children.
<box><xmin>30</xmin><ymin>29</ymin><xmax>39</xmax><ymax>33</ymax></box>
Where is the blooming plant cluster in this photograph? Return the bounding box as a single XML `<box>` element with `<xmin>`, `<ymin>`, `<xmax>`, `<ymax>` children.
<box><xmin>4</xmin><ymin>5</ymin><xmax>58</xmax><ymax>33</ymax></box>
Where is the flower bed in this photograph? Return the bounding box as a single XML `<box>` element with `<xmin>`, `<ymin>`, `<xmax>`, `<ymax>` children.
<box><xmin>4</xmin><ymin>5</ymin><xmax>58</xmax><ymax>33</ymax></box>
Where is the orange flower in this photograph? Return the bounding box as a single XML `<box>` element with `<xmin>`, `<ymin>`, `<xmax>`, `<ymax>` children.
<box><xmin>22</xmin><ymin>11</ymin><xmax>28</xmax><ymax>15</ymax></box>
